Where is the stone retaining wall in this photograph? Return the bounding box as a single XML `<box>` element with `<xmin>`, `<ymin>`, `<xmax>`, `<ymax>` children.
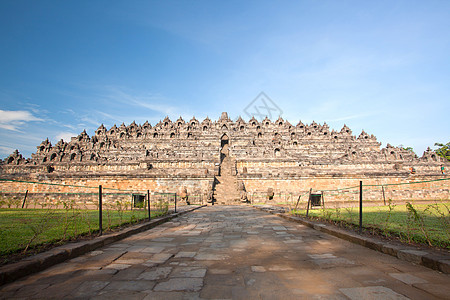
<box><xmin>0</xmin><ymin>176</ymin><xmax>213</xmax><ymax>208</ymax></box>
<box><xmin>241</xmin><ymin>175</ymin><xmax>449</xmax><ymax>206</ymax></box>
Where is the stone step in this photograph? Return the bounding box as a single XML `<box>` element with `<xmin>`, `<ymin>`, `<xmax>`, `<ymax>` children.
<box><xmin>214</xmin><ymin>185</ymin><xmax>239</xmax><ymax>192</ymax></box>
<box><xmin>214</xmin><ymin>185</ymin><xmax>238</xmax><ymax>190</ymax></box>
<box><xmin>213</xmin><ymin>155</ymin><xmax>240</xmax><ymax>204</ymax></box>
<box><xmin>214</xmin><ymin>191</ymin><xmax>240</xmax><ymax>198</ymax></box>
<box><xmin>214</xmin><ymin>196</ymin><xmax>239</xmax><ymax>199</ymax></box>
<box><xmin>215</xmin><ymin>181</ymin><xmax>238</xmax><ymax>186</ymax></box>
<box><xmin>214</xmin><ymin>184</ymin><xmax>239</xmax><ymax>190</ymax></box>
<box><xmin>215</xmin><ymin>179</ymin><xmax>237</xmax><ymax>184</ymax></box>
<box><xmin>214</xmin><ymin>193</ymin><xmax>240</xmax><ymax>199</ymax></box>
<box><xmin>214</xmin><ymin>198</ymin><xmax>240</xmax><ymax>203</ymax></box>
<box><xmin>215</xmin><ymin>186</ymin><xmax>237</xmax><ymax>190</ymax></box>
<box><xmin>214</xmin><ymin>194</ymin><xmax>240</xmax><ymax>198</ymax></box>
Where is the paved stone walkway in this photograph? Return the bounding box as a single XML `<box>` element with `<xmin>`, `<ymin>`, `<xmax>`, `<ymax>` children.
<box><xmin>1</xmin><ymin>206</ymin><xmax>449</xmax><ymax>299</ymax></box>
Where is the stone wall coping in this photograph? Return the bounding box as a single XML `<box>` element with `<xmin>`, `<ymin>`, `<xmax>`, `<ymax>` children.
<box><xmin>0</xmin><ymin>174</ymin><xmax>215</xmax><ymax>180</ymax></box>
<box><xmin>235</xmin><ymin>158</ymin><xmax>445</xmax><ymax>165</ymax></box>
<box><xmin>238</xmin><ymin>173</ymin><xmax>448</xmax><ymax>179</ymax></box>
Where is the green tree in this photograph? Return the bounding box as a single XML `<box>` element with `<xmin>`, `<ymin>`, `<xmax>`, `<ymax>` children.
<box><xmin>398</xmin><ymin>145</ymin><xmax>414</xmax><ymax>152</ymax></box>
<box><xmin>434</xmin><ymin>142</ymin><xmax>450</xmax><ymax>161</ymax></box>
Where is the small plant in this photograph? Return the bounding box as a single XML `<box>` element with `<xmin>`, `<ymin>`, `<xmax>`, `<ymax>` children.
<box><xmin>406</xmin><ymin>202</ymin><xmax>432</xmax><ymax>246</ymax></box>
<box><xmin>383</xmin><ymin>199</ymin><xmax>396</xmax><ymax>236</ymax></box>
<box><xmin>80</xmin><ymin>204</ymin><xmax>93</xmax><ymax>235</ymax></box>
<box><xmin>71</xmin><ymin>200</ymin><xmax>81</xmax><ymax>237</ymax></box>
<box><xmin>427</xmin><ymin>202</ymin><xmax>450</xmax><ymax>241</ymax></box>
<box><xmin>321</xmin><ymin>207</ymin><xmax>333</xmax><ymax>221</ymax></box>
<box><xmin>130</xmin><ymin>214</ymin><xmax>137</xmax><ymax>223</ymax></box>
<box><xmin>115</xmin><ymin>200</ymin><xmax>125</xmax><ymax>223</ymax></box>
<box><xmin>61</xmin><ymin>200</ymin><xmax>71</xmax><ymax>240</ymax></box>
<box><xmin>155</xmin><ymin>198</ymin><xmax>169</xmax><ymax>215</ymax></box>
<box><xmin>6</xmin><ymin>197</ymin><xmax>20</xmax><ymax>208</ymax></box>
<box><xmin>22</xmin><ymin>205</ymin><xmax>57</xmax><ymax>253</ymax></box>
<box><xmin>0</xmin><ymin>195</ymin><xmax>6</xmax><ymax>208</ymax></box>
<box><xmin>13</xmin><ymin>197</ymin><xmax>21</xmax><ymax>208</ymax></box>
<box><xmin>403</xmin><ymin>203</ymin><xmax>415</xmax><ymax>243</ymax></box>
<box><xmin>344</xmin><ymin>207</ymin><xmax>354</xmax><ymax>223</ymax></box>
<box><xmin>423</xmin><ymin>203</ymin><xmax>449</xmax><ymax>247</ymax></box>
<box><xmin>441</xmin><ymin>201</ymin><xmax>450</xmax><ymax>215</ymax></box>
<box><xmin>105</xmin><ymin>203</ymin><xmax>112</xmax><ymax>231</ymax></box>
<box><xmin>335</xmin><ymin>207</ymin><xmax>342</xmax><ymax>225</ymax></box>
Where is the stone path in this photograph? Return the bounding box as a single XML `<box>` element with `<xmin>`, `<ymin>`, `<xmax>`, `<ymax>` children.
<box><xmin>1</xmin><ymin>206</ymin><xmax>449</xmax><ymax>299</ymax></box>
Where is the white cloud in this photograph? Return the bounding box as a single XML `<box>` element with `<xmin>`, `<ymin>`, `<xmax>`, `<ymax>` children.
<box><xmin>102</xmin><ymin>87</ymin><xmax>178</xmax><ymax>115</ymax></box>
<box><xmin>93</xmin><ymin>111</ymin><xmax>163</xmax><ymax>126</ymax></box>
<box><xmin>54</xmin><ymin>132</ymin><xmax>77</xmax><ymax>143</ymax></box>
<box><xmin>0</xmin><ymin>110</ymin><xmax>43</xmax><ymax>131</ymax></box>
<box><xmin>0</xmin><ymin>145</ymin><xmax>15</xmax><ymax>156</ymax></box>
<box><xmin>74</xmin><ymin>86</ymin><xmax>198</xmax><ymax>127</ymax></box>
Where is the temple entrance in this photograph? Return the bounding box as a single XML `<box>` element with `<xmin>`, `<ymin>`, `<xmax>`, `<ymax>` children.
<box><xmin>220</xmin><ymin>134</ymin><xmax>229</xmax><ymax>148</ymax></box>
<box><xmin>220</xmin><ymin>134</ymin><xmax>229</xmax><ymax>162</ymax></box>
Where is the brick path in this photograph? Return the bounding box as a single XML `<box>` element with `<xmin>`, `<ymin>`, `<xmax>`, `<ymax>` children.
<box><xmin>1</xmin><ymin>206</ymin><xmax>449</xmax><ymax>299</ymax></box>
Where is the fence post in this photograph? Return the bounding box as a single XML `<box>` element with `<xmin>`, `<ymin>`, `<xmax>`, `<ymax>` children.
<box><xmin>306</xmin><ymin>188</ymin><xmax>312</xmax><ymax>217</ymax></box>
<box><xmin>99</xmin><ymin>185</ymin><xmax>103</xmax><ymax>236</ymax></box>
<box><xmin>359</xmin><ymin>181</ymin><xmax>363</xmax><ymax>234</ymax></box>
<box><xmin>321</xmin><ymin>191</ymin><xmax>325</xmax><ymax>209</ymax></box>
<box><xmin>147</xmin><ymin>190</ymin><xmax>151</xmax><ymax>220</ymax></box>
<box><xmin>382</xmin><ymin>185</ymin><xmax>386</xmax><ymax>205</ymax></box>
<box><xmin>174</xmin><ymin>193</ymin><xmax>177</xmax><ymax>213</ymax></box>
<box><xmin>22</xmin><ymin>190</ymin><xmax>28</xmax><ymax>208</ymax></box>
<box><xmin>294</xmin><ymin>194</ymin><xmax>301</xmax><ymax>211</ymax></box>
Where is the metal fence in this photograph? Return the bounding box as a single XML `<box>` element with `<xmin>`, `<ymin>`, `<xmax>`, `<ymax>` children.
<box><xmin>0</xmin><ymin>178</ymin><xmax>189</xmax><ymax>255</ymax></box>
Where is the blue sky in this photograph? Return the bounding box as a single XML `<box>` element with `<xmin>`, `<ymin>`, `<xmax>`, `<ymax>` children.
<box><xmin>1</xmin><ymin>0</ymin><xmax>449</xmax><ymax>158</ymax></box>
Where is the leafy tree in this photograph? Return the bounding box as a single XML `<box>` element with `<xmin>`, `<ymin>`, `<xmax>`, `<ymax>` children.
<box><xmin>398</xmin><ymin>145</ymin><xmax>414</xmax><ymax>152</ymax></box>
<box><xmin>434</xmin><ymin>142</ymin><xmax>450</xmax><ymax>161</ymax></box>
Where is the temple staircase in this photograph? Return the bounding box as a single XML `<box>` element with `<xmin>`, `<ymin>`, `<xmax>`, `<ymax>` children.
<box><xmin>213</xmin><ymin>149</ymin><xmax>240</xmax><ymax>204</ymax></box>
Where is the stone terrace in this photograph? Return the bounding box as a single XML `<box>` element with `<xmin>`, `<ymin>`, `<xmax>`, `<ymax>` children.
<box><xmin>1</xmin><ymin>112</ymin><xmax>448</xmax><ymax>206</ymax></box>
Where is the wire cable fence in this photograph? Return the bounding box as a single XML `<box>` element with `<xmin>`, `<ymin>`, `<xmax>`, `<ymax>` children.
<box><xmin>0</xmin><ymin>178</ymin><xmax>201</xmax><ymax>259</ymax></box>
<box><xmin>286</xmin><ymin>178</ymin><xmax>449</xmax><ymax>248</ymax></box>
<box><xmin>250</xmin><ymin>178</ymin><xmax>449</xmax><ymax>208</ymax></box>
<box><xmin>249</xmin><ymin>191</ymin><xmax>307</xmax><ymax>208</ymax></box>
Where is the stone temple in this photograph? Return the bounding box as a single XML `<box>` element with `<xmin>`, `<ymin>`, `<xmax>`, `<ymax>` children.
<box><xmin>1</xmin><ymin>112</ymin><xmax>448</xmax><ymax>205</ymax></box>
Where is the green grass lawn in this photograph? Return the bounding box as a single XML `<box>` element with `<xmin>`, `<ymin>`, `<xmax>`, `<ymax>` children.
<box><xmin>292</xmin><ymin>202</ymin><xmax>450</xmax><ymax>249</ymax></box>
<box><xmin>0</xmin><ymin>208</ymin><xmax>168</xmax><ymax>257</ymax></box>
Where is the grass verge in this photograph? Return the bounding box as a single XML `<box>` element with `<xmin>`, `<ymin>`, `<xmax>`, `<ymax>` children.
<box><xmin>291</xmin><ymin>201</ymin><xmax>450</xmax><ymax>249</ymax></box>
<box><xmin>0</xmin><ymin>208</ymin><xmax>168</xmax><ymax>264</ymax></box>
